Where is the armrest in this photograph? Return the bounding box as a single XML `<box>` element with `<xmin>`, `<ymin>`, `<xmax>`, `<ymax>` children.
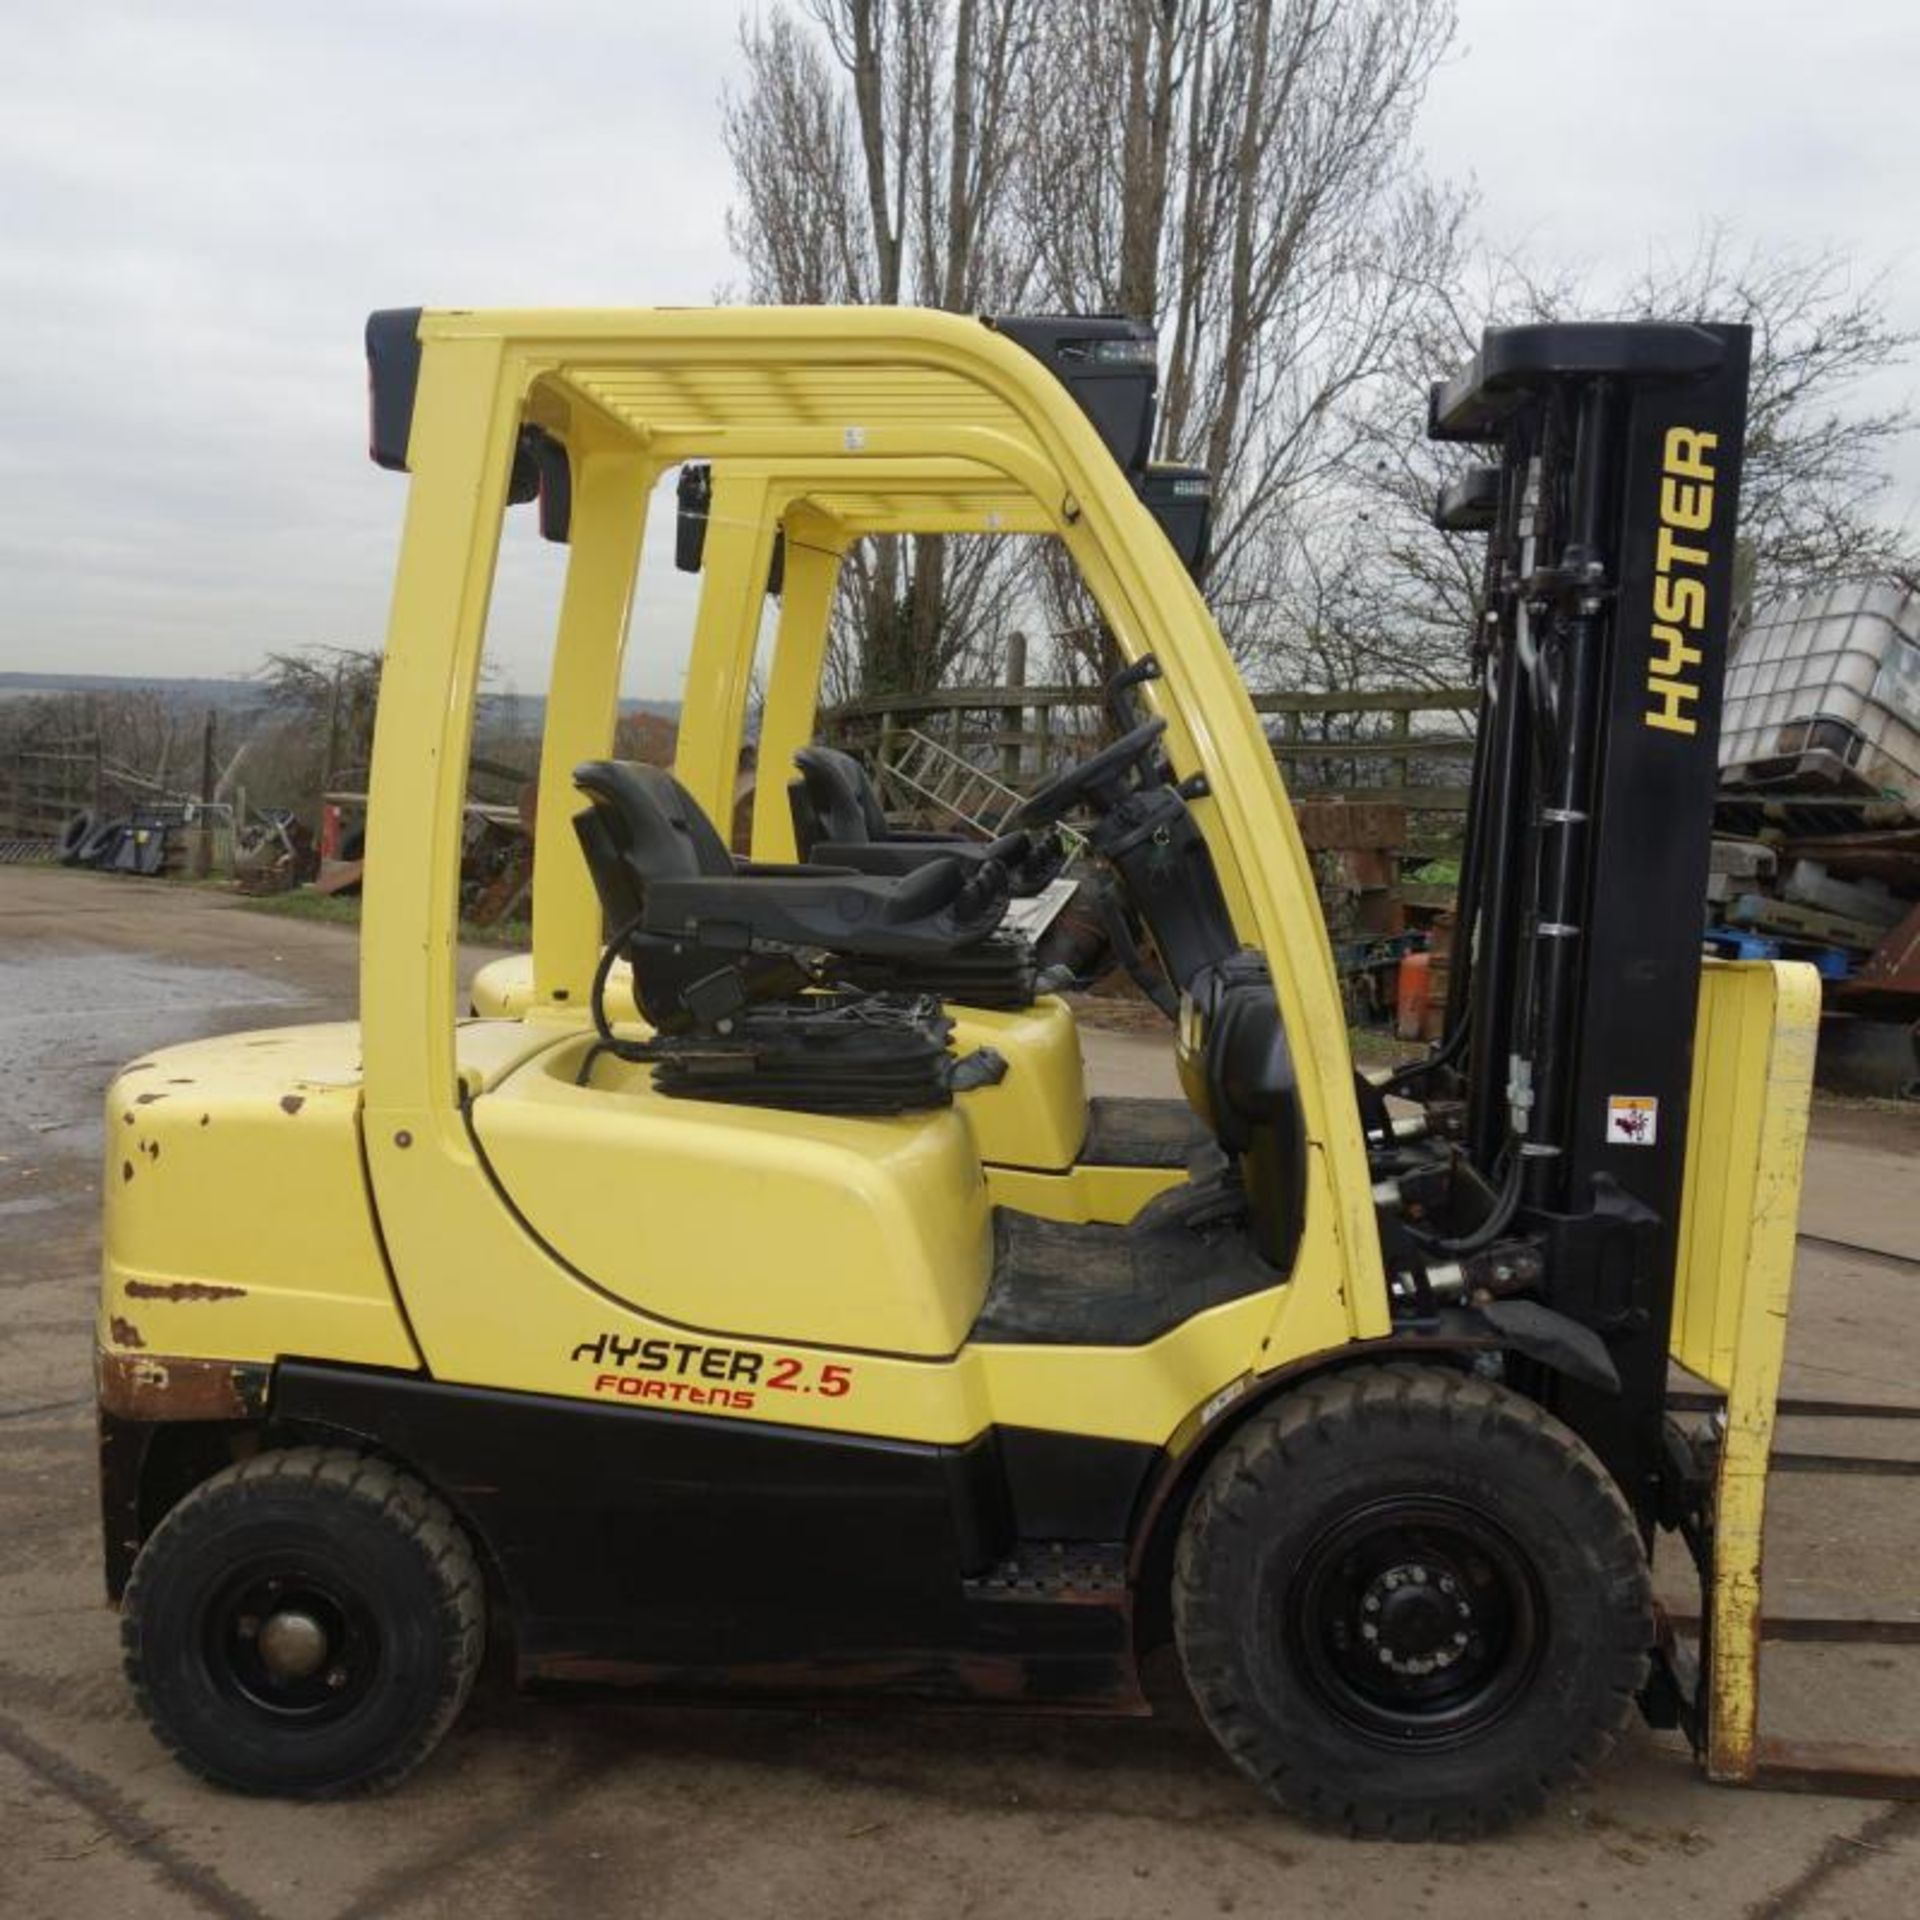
<box><xmin>733</xmin><ymin>859</ymin><xmax>861</xmax><ymax>878</ymax></box>
<box><xmin>642</xmin><ymin>862</ymin><xmax>1007</xmax><ymax>959</ymax></box>
<box><xmin>807</xmin><ymin>833</ymin><xmax>1033</xmax><ymax>881</ymax></box>
<box><xmin>810</xmin><ymin>839</ymin><xmax>986</xmax><ymax>878</ymax></box>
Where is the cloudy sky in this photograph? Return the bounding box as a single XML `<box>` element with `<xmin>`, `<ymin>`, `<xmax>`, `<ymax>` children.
<box><xmin>2</xmin><ymin>0</ymin><xmax>1913</xmax><ymax>698</ymax></box>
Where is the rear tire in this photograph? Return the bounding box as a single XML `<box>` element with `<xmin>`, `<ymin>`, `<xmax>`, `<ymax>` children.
<box><xmin>57</xmin><ymin>810</ymin><xmax>96</xmax><ymax>865</ymax></box>
<box><xmin>122</xmin><ymin>1447</ymin><xmax>484</xmax><ymax>1797</ymax></box>
<box><xmin>1173</xmin><ymin>1363</ymin><xmax>1650</xmax><ymax>1838</ymax></box>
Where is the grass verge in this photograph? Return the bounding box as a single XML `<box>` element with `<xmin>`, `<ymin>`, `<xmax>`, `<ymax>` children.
<box><xmin>233</xmin><ymin>887</ymin><xmax>531</xmax><ymax>950</ymax></box>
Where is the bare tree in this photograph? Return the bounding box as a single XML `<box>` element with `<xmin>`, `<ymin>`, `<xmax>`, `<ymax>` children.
<box><xmin>1313</xmin><ymin>232</ymin><xmax>1920</xmax><ymax>697</ymax></box>
<box><xmin>723</xmin><ymin>0</ymin><xmax>1040</xmax><ymax>699</ymax></box>
<box><xmin>258</xmin><ymin>647</ymin><xmax>384</xmax><ymax>785</ymax></box>
<box><xmin>1011</xmin><ymin>0</ymin><xmax>1465</xmax><ymax>686</ymax></box>
<box><xmin>724</xmin><ymin>0</ymin><xmax>1463</xmax><ymax>698</ymax></box>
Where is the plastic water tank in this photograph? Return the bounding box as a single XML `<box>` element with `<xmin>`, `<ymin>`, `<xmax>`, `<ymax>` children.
<box><xmin>1721</xmin><ymin>577</ymin><xmax>1920</xmax><ymax>798</ymax></box>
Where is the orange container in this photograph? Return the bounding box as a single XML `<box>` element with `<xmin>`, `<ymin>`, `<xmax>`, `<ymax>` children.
<box><xmin>1395</xmin><ymin>951</ymin><xmax>1432</xmax><ymax>1042</ymax></box>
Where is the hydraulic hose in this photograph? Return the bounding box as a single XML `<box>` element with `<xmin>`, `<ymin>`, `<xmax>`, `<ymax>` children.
<box><xmin>1380</xmin><ymin>1010</ymin><xmax>1472</xmax><ymax>1094</ymax></box>
<box><xmin>1402</xmin><ymin>1141</ymin><xmax>1526</xmax><ymax>1258</ymax></box>
<box><xmin>583</xmin><ymin>914</ymin><xmax>654</xmax><ymax>1070</ymax></box>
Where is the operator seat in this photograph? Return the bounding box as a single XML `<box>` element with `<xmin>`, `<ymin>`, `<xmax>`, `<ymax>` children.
<box><xmin>791</xmin><ymin>747</ymin><xmax>1067</xmax><ymax>896</ymax></box>
<box><xmin>578</xmin><ymin>759</ymin><xmax>1039</xmax><ymax>1013</ymax></box>
<box><xmin>571</xmin><ymin>760</ymin><xmax>1011</xmax><ymax>1113</ymax></box>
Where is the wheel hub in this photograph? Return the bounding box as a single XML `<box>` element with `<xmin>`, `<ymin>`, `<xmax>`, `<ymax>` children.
<box><xmin>1360</xmin><ymin>1562</ymin><xmax>1474</xmax><ymax>1677</ymax></box>
<box><xmin>1286</xmin><ymin>1495</ymin><xmax>1544</xmax><ymax>1750</ymax></box>
<box><xmin>255</xmin><ymin>1608</ymin><xmax>330</xmax><ymax>1681</ymax></box>
<box><xmin>206</xmin><ymin>1566</ymin><xmax>375</xmax><ymax>1718</ymax></box>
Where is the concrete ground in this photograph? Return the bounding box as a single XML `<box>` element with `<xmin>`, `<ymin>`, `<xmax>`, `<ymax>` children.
<box><xmin>2</xmin><ymin>865</ymin><xmax>1917</xmax><ymax>1920</ymax></box>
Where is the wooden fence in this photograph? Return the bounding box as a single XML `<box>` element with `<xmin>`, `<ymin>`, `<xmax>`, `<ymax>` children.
<box><xmin>819</xmin><ymin>682</ymin><xmax>1481</xmax><ymax>839</ymax></box>
<box><xmin>0</xmin><ymin>737</ymin><xmax>106</xmax><ymax>844</ymax></box>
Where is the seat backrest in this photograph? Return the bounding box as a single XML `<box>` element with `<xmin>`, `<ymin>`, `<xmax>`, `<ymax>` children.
<box><xmin>572</xmin><ymin>760</ymin><xmax>735</xmax><ymax>932</ymax></box>
<box><xmin>793</xmin><ymin>747</ymin><xmax>891</xmax><ymax>846</ymax></box>
<box><xmin>1174</xmin><ymin>951</ymin><xmax>1306</xmax><ymax>1272</ymax></box>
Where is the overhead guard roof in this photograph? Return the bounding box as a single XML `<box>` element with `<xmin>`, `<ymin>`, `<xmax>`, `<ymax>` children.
<box><xmin>366</xmin><ymin>305</ymin><xmax>1153</xmax><ymax>540</ymax></box>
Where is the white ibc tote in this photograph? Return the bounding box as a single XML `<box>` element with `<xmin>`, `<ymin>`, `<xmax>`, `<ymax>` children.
<box><xmin>1721</xmin><ymin>577</ymin><xmax>1920</xmax><ymax>796</ymax></box>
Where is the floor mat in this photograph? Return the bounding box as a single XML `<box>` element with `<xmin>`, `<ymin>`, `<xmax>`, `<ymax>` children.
<box><xmin>1080</xmin><ymin>1094</ymin><xmax>1209</xmax><ymax>1168</ymax></box>
<box><xmin>974</xmin><ymin>1177</ymin><xmax>1281</xmax><ymax>1346</ymax></box>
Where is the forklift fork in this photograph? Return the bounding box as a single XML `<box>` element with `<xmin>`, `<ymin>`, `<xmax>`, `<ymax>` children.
<box><xmin>1659</xmin><ymin>959</ymin><xmax>1920</xmax><ymax>1798</ymax></box>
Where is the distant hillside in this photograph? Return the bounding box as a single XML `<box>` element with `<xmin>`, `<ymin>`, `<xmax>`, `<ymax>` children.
<box><xmin>0</xmin><ymin>671</ymin><xmax>680</xmax><ymax>728</ymax></box>
<box><xmin>0</xmin><ymin>670</ymin><xmax>264</xmax><ymax>708</ymax></box>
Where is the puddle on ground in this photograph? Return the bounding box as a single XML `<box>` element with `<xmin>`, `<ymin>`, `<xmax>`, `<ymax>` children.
<box><xmin>0</xmin><ymin>951</ymin><xmax>314</xmax><ymax>1156</ymax></box>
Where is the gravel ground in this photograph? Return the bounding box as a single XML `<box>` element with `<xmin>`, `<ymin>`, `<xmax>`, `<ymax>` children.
<box><xmin>3</xmin><ymin>866</ymin><xmax>1917</xmax><ymax>1920</ymax></box>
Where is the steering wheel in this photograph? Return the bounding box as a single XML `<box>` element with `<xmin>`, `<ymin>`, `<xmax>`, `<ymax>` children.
<box><xmin>1008</xmin><ymin>717</ymin><xmax>1168</xmax><ymax>831</ymax></box>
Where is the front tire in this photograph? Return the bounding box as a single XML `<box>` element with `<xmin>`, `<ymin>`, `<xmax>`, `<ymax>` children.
<box><xmin>121</xmin><ymin>1447</ymin><xmax>484</xmax><ymax>1797</ymax></box>
<box><xmin>1174</xmin><ymin>1363</ymin><xmax>1650</xmax><ymax>1839</ymax></box>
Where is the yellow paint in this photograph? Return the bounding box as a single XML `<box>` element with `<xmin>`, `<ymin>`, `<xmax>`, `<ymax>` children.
<box><xmin>984</xmin><ymin>1162</ymin><xmax>1186</xmax><ymax>1224</ymax></box>
<box><xmin>469</xmin><ymin>963</ymin><xmax>1114</xmax><ymax>1192</ymax></box>
<box><xmin>673</xmin><ymin>470</ymin><xmax>780</xmax><ymax>829</ymax></box>
<box><xmin>474</xmin><ymin>1036</ymin><xmax>994</xmax><ymax>1355</ymax></box>
<box><xmin>470</xmin><ymin>952</ymin><xmax>541</xmax><ymax>1020</ymax></box>
<box><xmin>1668</xmin><ymin>958</ymin><xmax>1820</xmax><ymax>1782</ymax></box>
<box><xmin>104</xmin><ymin>305</ymin><xmax>1388</xmax><ymax>1459</ymax></box>
<box><xmin>750</xmin><ymin>519</ymin><xmax>842</xmax><ymax>861</ymax></box>
<box><xmin>944</xmin><ymin>998</ymin><xmax>1089</xmax><ymax>1172</ymax></box>
<box><xmin>98</xmin><ymin>1026</ymin><xmax>417</xmax><ymax>1372</ymax></box>
<box><xmin>529</xmin><ymin>446</ymin><xmax>656</xmax><ymax>1010</ymax></box>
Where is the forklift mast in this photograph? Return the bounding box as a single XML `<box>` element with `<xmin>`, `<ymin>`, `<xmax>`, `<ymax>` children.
<box><xmin>1429</xmin><ymin>324</ymin><xmax>1753</xmax><ymax>1527</ymax></box>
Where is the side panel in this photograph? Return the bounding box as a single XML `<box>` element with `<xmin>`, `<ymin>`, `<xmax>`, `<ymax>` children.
<box><xmin>274</xmin><ymin>1364</ymin><xmax>1152</xmax><ymax>1704</ymax></box>
<box><xmin>946</xmin><ymin>997</ymin><xmax>1090</xmax><ymax>1173</ymax></box>
<box><xmin>99</xmin><ymin>1028</ymin><xmax>417</xmax><ymax>1373</ymax></box>
<box><xmin>470</xmin><ymin>1040</ymin><xmax>994</xmax><ymax>1356</ymax></box>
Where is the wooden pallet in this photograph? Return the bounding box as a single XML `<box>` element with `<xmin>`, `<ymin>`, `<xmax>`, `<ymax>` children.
<box><xmin>1727</xmin><ymin>890</ymin><xmax>1888</xmax><ymax>954</ymax></box>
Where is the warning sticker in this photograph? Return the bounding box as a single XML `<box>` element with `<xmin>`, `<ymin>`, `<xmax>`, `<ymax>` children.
<box><xmin>1606</xmin><ymin>1095</ymin><xmax>1659</xmax><ymax>1146</ymax></box>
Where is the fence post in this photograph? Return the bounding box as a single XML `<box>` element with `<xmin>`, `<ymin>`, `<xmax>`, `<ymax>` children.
<box><xmin>1390</xmin><ymin>704</ymin><xmax>1411</xmax><ymax>793</ymax></box>
<box><xmin>1281</xmin><ymin>706</ymin><xmax>1301</xmax><ymax>784</ymax></box>
<box><xmin>195</xmin><ymin>708</ymin><xmax>217</xmax><ymax>879</ymax></box>
<box><xmin>1002</xmin><ymin>631</ymin><xmax>1027</xmax><ymax>785</ymax></box>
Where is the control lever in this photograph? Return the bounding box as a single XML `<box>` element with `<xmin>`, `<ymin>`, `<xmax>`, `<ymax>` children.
<box><xmin>1104</xmin><ymin>653</ymin><xmax>1163</xmax><ymax>733</ymax></box>
<box><xmin>951</xmin><ymin>858</ymin><xmax>1009</xmax><ymax>926</ymax></box>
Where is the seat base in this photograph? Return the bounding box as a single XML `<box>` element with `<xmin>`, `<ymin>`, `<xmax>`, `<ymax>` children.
<box><xmin>636</xmin><ymin>994</ymin><xmax>974</xmax><ymax>1116</ymax></box>
<box><xmin>829</xmin><ymin>930</ymin><xmax>1039</xmax><ymax>1012</ymax></box>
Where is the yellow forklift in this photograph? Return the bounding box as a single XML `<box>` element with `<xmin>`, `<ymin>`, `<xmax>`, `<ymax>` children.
<box><xmin>101</xmin><ymin>306</ymin><xmax>1824</xmax><ymax>1833</ymax></box>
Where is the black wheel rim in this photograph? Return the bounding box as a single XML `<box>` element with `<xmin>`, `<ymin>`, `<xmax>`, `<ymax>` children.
<box><xmin>199</xmin><ymin>1556</ymin><xmax>382</xmax><ymax>1722</ymax></box>
<box><xmin>1284</xmin><ymin>1495</ymin><xmax>1544</xmax><ymax>1750</ymax></box>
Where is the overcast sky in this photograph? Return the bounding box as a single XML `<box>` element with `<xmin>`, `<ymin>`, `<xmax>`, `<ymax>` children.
<box><xmin>2</xmin><ymin>0</ymin><xmax>1914</xmax><ymax>697</ymax></box>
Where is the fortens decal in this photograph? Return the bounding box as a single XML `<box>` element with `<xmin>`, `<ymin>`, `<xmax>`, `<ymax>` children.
<box><xmin>570</xmin><ymin>1330</ymin><xmax>854</xmax><ymax>1412</ymax></box>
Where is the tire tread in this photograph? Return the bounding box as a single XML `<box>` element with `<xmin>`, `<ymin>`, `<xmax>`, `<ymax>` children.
<box><xmin>121</xmin><ymin>1444</ymin><xmax>484</xmax><ymax>1797</ymax></box>
<box><xmin>1173</xmin><ymin>1363</ymin><xmax>1651</xmax><ymax>1840</ymax></box>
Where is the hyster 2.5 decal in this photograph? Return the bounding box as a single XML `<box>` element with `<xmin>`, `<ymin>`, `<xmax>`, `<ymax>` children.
<box><xmin>570</xmin><ymin>1331</ymin><xmax>853</xmax><ymax>1413</ymax></box>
